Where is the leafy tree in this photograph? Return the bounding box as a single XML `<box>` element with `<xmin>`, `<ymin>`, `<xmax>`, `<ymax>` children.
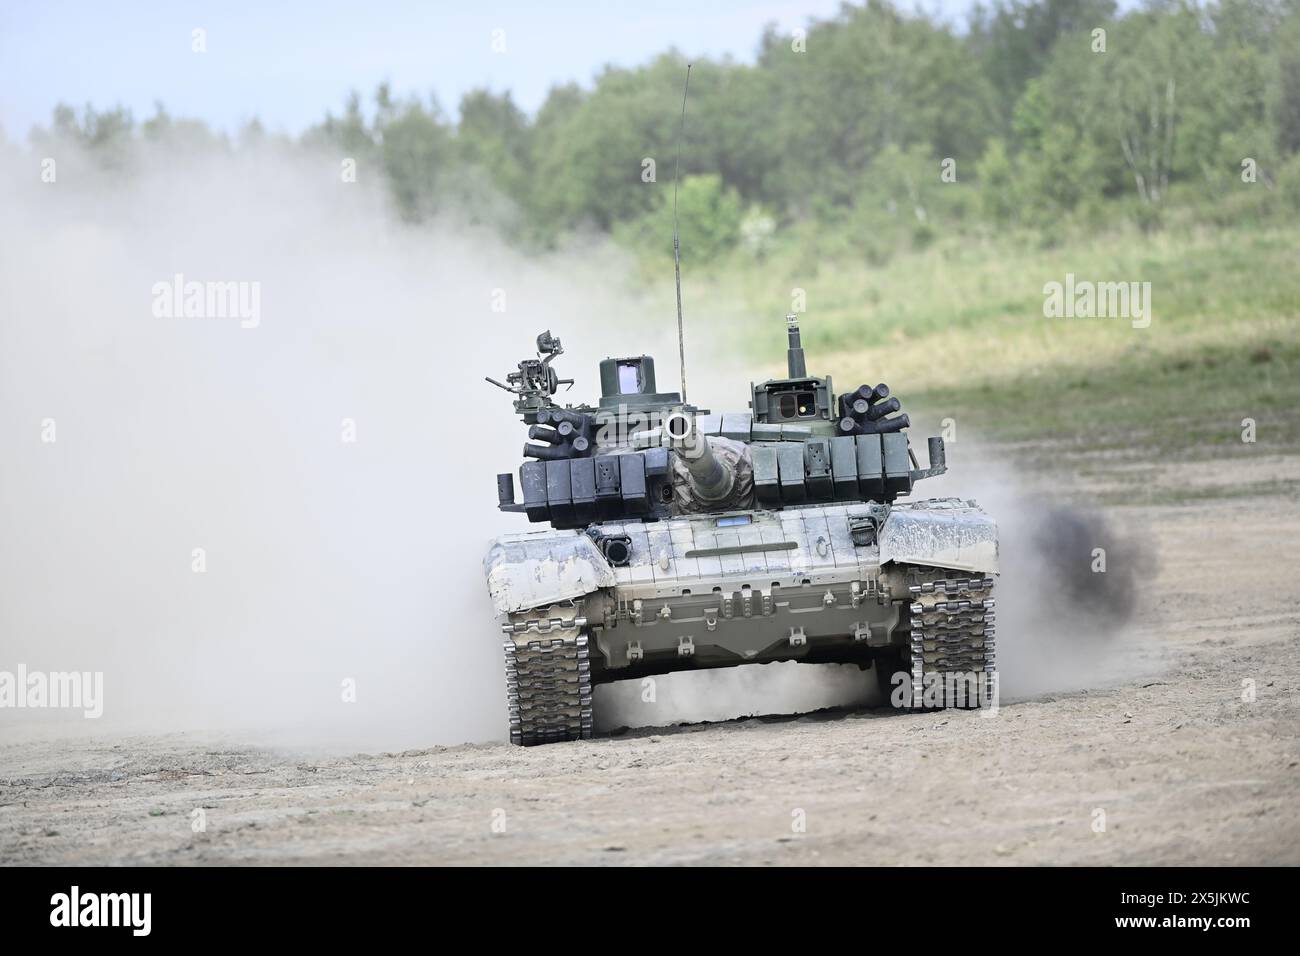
<box><xmin>456</xmin><ymin>89</ymin><xmax>532</xmax><ymax>205</ymax></box>
<box><xmin>975</xmin><ymin>138</ymin><xmax>1019</xmax><ymax>223</ymax></box>
<box><xmin>756</xmin><ymin>1</ymin><xmax>996</xmax><ymax>217</ymax></box>
<box><xmin>304</xmin><ymin>89</ymin><xmax>377</xmax><ymax>157</ymax></box>
<box><xmin>378</xmin><ymin>98</ymin><xmax>453</xmax><ymax>222</ymax></box>
<box><xmin>1271</xmin><ymin>3</ymin><xmax>1300</xmax><ymax>154</ymax></box>
<box><xmin>969</xmin><ymin>0</ymin><xmax>1118</xmax><ymax>135</ymax></box>
<box><xmin>615</xmin><ymin>173</ymin><xmax>743</xmax><ymax>264</ymax></box>
<box><xmin>529</xmin><ymin>55</ymin><xmax>695</xmax><ymax>231</ymax></box>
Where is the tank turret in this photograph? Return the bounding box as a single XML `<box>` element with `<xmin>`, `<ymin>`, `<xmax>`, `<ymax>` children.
<box><xmin>489</xmin><ymin>315</ymin><xmax>945</xmax><ymax>529</ymax></box>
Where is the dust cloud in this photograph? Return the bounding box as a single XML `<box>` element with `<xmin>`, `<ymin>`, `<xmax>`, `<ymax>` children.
<box><xmin>594</xmin><ymin>662</ymin><xmax>876</xmax><ymax>732</ymax></box>
<box><xmin>938</xmin><ymin>452</ymin><xmax>1156</xmax><ymax>698</ymax></box>
<box><xmin>0</xmin><ymin>138</ymin><xmax>671</xmax><ymax>752</ymax></box>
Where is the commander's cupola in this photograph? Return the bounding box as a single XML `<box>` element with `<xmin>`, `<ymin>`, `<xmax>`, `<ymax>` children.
<box><xmin>750</xmin><ymin>314</ymin><xmax>834</xmax><ymax>424</ymax></box>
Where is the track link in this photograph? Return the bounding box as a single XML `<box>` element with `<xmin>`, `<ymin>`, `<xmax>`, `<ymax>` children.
<box><xmin>907</xmin><ymin>570</ymin><xmax>997</xmax><ymax>708</ymax></box>
<box><xmin>503</xmin><ymin>633</ymin><xmax>593</xmax><ymax>746</ymax></box>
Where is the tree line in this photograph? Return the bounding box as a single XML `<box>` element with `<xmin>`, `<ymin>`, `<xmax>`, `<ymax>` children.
<box><xmin>21</xmin><ymin>0</ymin><xmax>1300</xmax><ymax>262</ymax></box>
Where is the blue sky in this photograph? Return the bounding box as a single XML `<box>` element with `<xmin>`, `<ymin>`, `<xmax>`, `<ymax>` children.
<box><xmin>1</xmin><ymin>0</ymin><xmax>991</xmax><ymax>138</ymax></box>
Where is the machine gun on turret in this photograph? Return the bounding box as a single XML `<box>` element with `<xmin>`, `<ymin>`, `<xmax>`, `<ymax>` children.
<box><xmin>485</xmin><ymin>330</ymin><xmax>574</xmax><ymax>415</ymax></box>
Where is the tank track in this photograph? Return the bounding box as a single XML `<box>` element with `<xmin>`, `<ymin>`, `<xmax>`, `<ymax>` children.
<box><xmin>906</xmin><ymin>569</ymin><xmax>996</xmax><ymax>708</ymax></box>
<box><xmin>502</xmin><ymin>634</ymin><xmax>593</xmax><ymax>746</ymax></box>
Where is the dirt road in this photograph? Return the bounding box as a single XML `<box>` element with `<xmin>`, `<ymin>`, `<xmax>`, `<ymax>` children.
<box><xmin>3</xmin><ymin>463</ymin><xmax>1298</xmax><ymax>866</ymax></box>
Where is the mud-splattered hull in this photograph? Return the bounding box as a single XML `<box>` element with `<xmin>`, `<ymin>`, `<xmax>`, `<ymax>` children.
<box><xmin>484</xmin><ymin>497</ymin><xmax>999</xmax><ymax>745</ymax></box>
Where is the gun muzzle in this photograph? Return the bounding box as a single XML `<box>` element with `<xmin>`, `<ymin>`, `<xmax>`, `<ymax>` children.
<box><xmin>661</xmin><ymin>411</ymin><xmax>735</xmax><ymax>502</ymax></box>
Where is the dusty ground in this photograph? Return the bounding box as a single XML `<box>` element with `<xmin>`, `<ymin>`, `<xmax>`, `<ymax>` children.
<box><xmin>2</xmin><ymin>458</ymin><xmax>1298</xmax><ymax>866</ymax></box>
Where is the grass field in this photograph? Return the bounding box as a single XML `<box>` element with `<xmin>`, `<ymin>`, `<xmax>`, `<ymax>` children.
<box><xmin>665</xmin><ymin>223</ymin><xmax>1300</xmax><ymax>472</ymax></box>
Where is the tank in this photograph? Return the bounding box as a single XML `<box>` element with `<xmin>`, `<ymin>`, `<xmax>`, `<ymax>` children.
<box><xmin>484</xmin><ymin>317</ymin><xmax>998</xmax><ymax>745</ymax></box>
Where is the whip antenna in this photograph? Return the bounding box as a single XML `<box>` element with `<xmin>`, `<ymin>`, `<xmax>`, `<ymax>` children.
<box><xmin>672</xmin><ymin>63</ymin><xmax>692</xmax><ymax>404</ymax></box>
